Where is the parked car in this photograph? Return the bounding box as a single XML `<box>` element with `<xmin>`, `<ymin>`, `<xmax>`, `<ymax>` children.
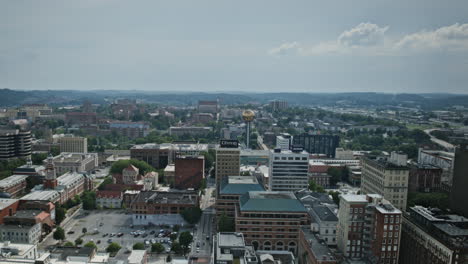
<box><xmin>67</xmin><ymin>231</ymin><xmax>75</xmax><ymax>234</ymax></box>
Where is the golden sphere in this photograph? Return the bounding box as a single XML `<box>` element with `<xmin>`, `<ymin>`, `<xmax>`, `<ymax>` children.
<box><xmin>242</xmin><ymin>110</ymin><xmax>255</xmax><ymax>122</ymax></box>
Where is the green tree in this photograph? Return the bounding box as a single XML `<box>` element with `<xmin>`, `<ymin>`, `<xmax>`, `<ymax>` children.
<box><xmin>152</xmin><ymin>242</ymin><xmax>165</xmax><ymax>253</ymax></box>
<box><xmin>179</xmin><ymin>231</ymin><xmax>193</xmax><ymax>251</ymax></box>
<box><xmin>180</xmin><ymin>207</ymin><xmax>202</xmax><ymax>224</ymax></box>
<box><xmin>64</xmin><ymin>241</ymin><xmax>74</xmax><ymax>247</ymax></box>
<box><xmin>133</xmin><ymin>242</ymin><xmax>145</xmax><ymax>250</ymax></box>
<box><xmin>53</xmin><ymin>227</ymin><xmax>65</xmax><ymax>241</ymax></box>
<box><xmin>328</xmin><ymin>191</ymin><xmax>341</xmax><ymax>205</ymax></box>
<box><xmin>173</xmin><ymin>225</ymin><xmax>180</xmax><ymax>232</ymax></box>
<box><xmin>82</xmin><ymin>191</ymin><xmax>96</xmax><ymax>210</ymax></box>
<box><xmin>98</xmin><ymin>177</ymin><xmax>113</xmax><ymax>190</ymax></box>
<box><xmin>82</xmin><ymin>227</ymin><xmax>87</xmax><ymax>234</ymax></box>
<box><xmin>110</xmin><ymin>159</ymin><xmax>155</xmax><ymax>175</ymax></box>
<box><xmin>106</xmin><ymin>242</ymin><xmax>122</xmax><ymax>253</ymax></box>
<box><xmin>166</xmin><ymin>255</ymin><xmax>172</xmax><ymax>262</ymax></box>
<box><xmin>171</xmin><ymin>242</ymin><xmax>183</xmax><ymax>254</ymax></box>
<box><xmin>169</xmin><ymin>233</ymin><xmax>178</xmax><ymax>241</ymax></box>
<box><xmin>218</xmin><ymin>213</ymin><xmax>235</xmax><ymax>232</ymax></box>
<box><xmin>75</xmin><ymin>238</ymin><xmax>83</xmax><ymax>245</ymax></box>
<box><xmin>84</xmin><ymin>241</ymin><xmax>97</xmax><ymax>249</ymax></box>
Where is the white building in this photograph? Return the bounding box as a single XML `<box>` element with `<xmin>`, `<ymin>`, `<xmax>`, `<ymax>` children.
<box><xmin>309</xmin><ymin>205</ymin><xmax>338</xmax><ymax>246</ymax></box>
<box><xmin>48</xmin><ymin>153</ymin><xmax>98</xmax><ymax>175</ymax></box>
<box><xmin>0</xmin><ymin>223</ymin><xmax>41</xmax><ymax>244</ymax></box>
<box><xmin>276</xmin><ymin>133</ymin><xmax>292</xmax><ymax>151</ymax></box>
<box><xmin>96</xmin><ymin>191</ymin><xmax>122</xmax><ymax>209</ymax></box>
<box><xmin>58</xmin><ymin>135</ymin><xmax>88</xmax><ymax>153</ymax></box>
<box><xmin>0</xmin><ymin>242</ymin><xmax>38</xmax><ymax>260</ymax></box>
<box><xmin>269</xmin><ymin>149</ymin><xmax>309</xmax><ymax>192</ymax></box>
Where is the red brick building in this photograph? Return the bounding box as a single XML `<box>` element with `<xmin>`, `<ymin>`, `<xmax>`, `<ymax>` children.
<box><xmin>174</xmin><ymin>155</ymin><xmax>204</xmax><ymax>189</ymax></box>
<box><xmin>408</xmin><ymin>165</ymin><xmax>442</xmax><ymax>192</ymax></box>
<box><xmin>235</xmin><ymin>191</ymin><xmax>310</xmax><ymax>254</ymax></box>
<box><xmin>0</xmin><ymin>199</ymin><xmax>20</xmax><ymax>224</ymax></box>
<box><xmin>0</xmin><ymin>175</ymin><xmax>28</xmax><ymax>197</ymax></box>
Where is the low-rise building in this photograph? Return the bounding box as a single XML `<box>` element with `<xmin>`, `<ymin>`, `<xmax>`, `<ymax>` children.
<box><xmin>130</xmin><ymin>190</ymin><xmax>199</xmax><ymax>225</ymax></box>
<box><xmin>58</xmin><ymin>135</ymin><xmax>88</xmax><ymax>153</ymax></box>
<box><xmin>0</xmin><ymin>242</ymin><xmax>38</xmax><ymax>260</ymax></box>
<box><xmin>169</xmin><ymin>126</ymin><xmax>212</xmax><ymax>137</ymax></box>
<box><xmin>0</xmin><ymin>175</ymin><xmax>28</xmax><ymax>198</ymax></box>
<box><xmin>128</xmin><ymin>249</ymin><xmax>148</xmax><ymax>264</ymax></box>
<box><xmin>298</xmin><ymin>227</ymin><xmax>338</xmax><ymax>264</ymax></box>
<box><xmin>174</xmin><ymin>155</ymin><xmax>204</xmax><ymax>190</ymax></box>
<box><xmin>48</xmin><ymin>153</ymin><xmax>98</xmax><ymax>175</ymax></box>
<box><xmin>308</xmin><ymin>205</ymin><xmax>338</xmax><ymax>246</ymax></box>
<box><xmin>109</xmin><ymin>121</ymin><xmax>149</xmax><ymax>139</ymax></box>
<box><xmin>96</xmin><ymin>191</ymin><xmax>122</xmax><ymax>209</ymax></box>
<box><xmin>0</xmin><ymin>223</ymin><xmax>41</xmax><ymax>244</ymax></box>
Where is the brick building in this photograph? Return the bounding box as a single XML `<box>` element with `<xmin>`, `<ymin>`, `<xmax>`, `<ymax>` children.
<box><xmin>174</xmin><ymin>155</ymin><xmax>204</xmax><ymax>190</ymax></box>
<box><xmin>65</xmin><ymin>112</ymin><xmax>97</xmax><ymax>126</ymax></box>
<box><xmin>298</xmin><ymin>227</ymin><xmax>338</xmax><ymax>264</ymax></box>
<box><xmin>0</xmin><ymin>175</ymin><xmax>28</xmax><ymax>197</ymax></box>
<box><xmin>235</xmin><ymin>191</ymin><xmax>309</xmax><ymax>254</ymax></box>
<box><xmin>216</xmin><ymin>176</ymin><xmax>264</xmax><ymax>218</ymax></box>
<box><xmin>408</xmin><ymin>164</ymin><xmax>443</xmax><ymax>192</ymax></box>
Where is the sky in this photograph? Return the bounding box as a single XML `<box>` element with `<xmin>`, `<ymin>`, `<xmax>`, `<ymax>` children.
<box><xmin>1</xmin><ymin>0</ymin><xmax>468</xmax><ymax>94</ymax></box>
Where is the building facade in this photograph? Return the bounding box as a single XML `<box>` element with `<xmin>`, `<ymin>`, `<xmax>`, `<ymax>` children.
<box><xmin>130</xmin><ymin>143</ymin><xmax>173</xmax><ymax>169</ymax></box>
<box><xmin>268</xmin><ymin>149</ymin><xmax>309</xmax><ymax>192</ymax></box>
<box><xmin>449</xmin><ymin>144</ymin><xmax>468</xmax><ymax>217</ymax></box>
<box><xmin>292</xmin><ymin>134</ymin><xmax>339</xmax><ymax>158</ymax></box>
<box><xmin>174</xmin><ymin>155</ymin><xmax>204</xmax><ymax>190</ymax></box>
<box><xmin>361</xmin><ymin>152</ymin><xmax>410</xmax><ymax>211</ymax></box>
<box><xmin>109</xmin><ymin>121</ymin><xmax>150</xmax><ymax>139</ymax></box>
<box><xmin>0</xmin><ymin>175</ymin><xmax>28</xmax><ymax>198</ymax></box>
<box><xmin>58</xmin><ymin>135</ymin><xmax>88</xmax><ymax>153</ymax></box>
<box><xmin>215</xmin><ymin>145</ymin><xmax>240</xmax><ymax>192</ymax></box>
<box><xmin>216</xmin><ymin>176</ymin><xmax>264</xmax><ymax>218</ymax></box>
<box><xmin>48</xmin><ymin>152</ymin><xmax>98</xmax><ymax>175</ymax></box>
<box><xmin>0</xmin><ymin>130</ymin><xmax>32</xmax><ymax>160</ymax></box>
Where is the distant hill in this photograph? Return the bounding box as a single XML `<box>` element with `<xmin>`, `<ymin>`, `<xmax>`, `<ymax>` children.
<box><xmin>0</xmin><ymin>88</ymin><xmax>466</xmax><ymax>110</ymax></box>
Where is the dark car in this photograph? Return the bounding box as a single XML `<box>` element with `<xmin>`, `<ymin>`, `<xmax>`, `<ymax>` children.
<box><xmin>117</xmin><ymin>233</ymin><xmax>124</xmax><ymax>237</ymax></box>
<box><xmin>150</xmin><ymin>230</ymin><xmax>155</xmax><ymax>235</ymax></box>
<box><xmin>97</xmin><ymin>240</ymin><xmax>101</xmax><ymax>244</ymax></box>
<box><xmin>67</xmin><ymin>231</ymin><xmax>75</xmax><ymax>234</ymax></box>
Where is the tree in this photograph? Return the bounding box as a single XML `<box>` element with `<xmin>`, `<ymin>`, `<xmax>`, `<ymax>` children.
<box><xmin>82</xmin><ymin>227</ymin><xmax>87</xmax><ymax>234</ymax></box>
<box><xmin>133</xmin><ymin>242</ymin><xmax>145</xmax><ymax>250</ymax></box>
<box><xmin>328</xmin><ymin>167</ymin><xmax>344</xmax><ymax>186</ymax></box>
<box><xmin>75</xmin><ymin>238</ymin><xmax>83</xmax><ymax>245</ymax></box>
<box><xmin>180</xmin><ymin>207</ymin><xmax>202</xmax><ymax>224</ymax></box>
<box><xmin>106</xmin><ymin>242</ymin><xmax>122</xmax><ymax>253</ymax></box>
<box><xmin>110</xmin><ymin>159</ymin><xmax>155</xmax><ymax>175</ymax></box>
<box><xmin>171</xmin><ymin>242</ymin><xmax>183</xmax><ymax>254</ymax></box>
<box><xmin>55</xmin><ymin>206</ymin><xmax>67</xmax><ymax>225</ymax></box>
<box><xmin>173</xmin><ymin>225</ymin><xmax>180</xmax><ymax>232</ymax></box>
<box><xmin>98</xmin><ymin>177</ymin><xmax>113</xmax><ymax>190</ymax></box>
<box><xmin>53</xmin><ymin>227</ymin><xmax>65</xmax><ymax>241</ymax></box>
<box><xmin>328</xmin><ymin>191</ymin><xmax>340</xmax><ymax>206</ymax></box>
<box><xmin>170</xmin><ymin>233</ymin><xmax>178</xmax><ymax>241</ymax></box>
<box><xmin>308</xmin><ymin>180</ymin><xmax>325</xmax><ymax>193</ymax></box>
<box><xmin>84</xmin><ymin>241</ymin><xmax>97</xmax><ymax>249</ymax></box>
<box><xmin>179</xmin><ymin>231</ymin><xmax>193</xmax><ymax>251</ymax></box>
<box><xmin>82</xmin><ymin>191</ymin><xmax>96</xmax><ymax>210</ymax></box>
<box><xmin>64</xmin><ymin>241</ymin><xmax>74</xmax><ymax>247</ymax></box>
<box><xmin>151</xmin><ymin>242</ymin><xmax>165</xmax><ymax>253</ymax></box>
<box><xmin>218</xmin><ymin>213</ymin><xmax>235</xmax><ymax>232</ymax></box>
<box><xmin>166</xmin><ymin>255</ymin><xmax>172</xmax><ymax>262</ymax></box>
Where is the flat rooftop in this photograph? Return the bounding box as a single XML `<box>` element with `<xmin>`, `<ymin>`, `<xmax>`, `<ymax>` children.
<box><xmin>0</xmin><ymin>199</ymin><xmax>18</xmax><ymax>210</ymax></box>
<box><xmin>240</xmin><ymin>191</ymin><xmax>306</xmax><ymax>212</ymax></box>
<box><xmin>301</xmin><ymin>227</ymin><xmax>337</xmax><ymax>262</ymax></box>
<box><xmin>217</xmin><ymin>232</ymin><xmax>245</xmax><ymax>248</ymax></box>
<box><xmin>0</xmin><ymin>175</ymin><xmax>28</xmax><ymax>188</ymax></box>
<box><xmin>20</xmin><ymin>190</ymin><xmax>60</xmax><ymax>201</ymax></box>
<box><xmin>133</xmin><ymin>190</ymin><xmax>198</xmax><ymax>205</ymax></box>
<box><xmin>340</xmin><ymin>194</ymin><xmax>368</xmax><ymax>203</ymax></box>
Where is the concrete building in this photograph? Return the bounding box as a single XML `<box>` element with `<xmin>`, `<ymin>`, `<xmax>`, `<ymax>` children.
<box><xmin>198</xmin><ymin>100</ymin><xmax>218</xmax><ymax>114</ymax></box>
<box><xmin>0</xmin><ymin>242</ymin><xmax>38</xmax><ymax>260</ymax></box>
<box><xmin>449</xmin><ymin>144</ymin><xmax>468</xmax><ymax>217</ymax></box>
<box><xmin>128</xmin><ymin>249</ymin><xmax>148</xmax><ymax>264</ymax></box>
<box><xmin>130</xmin><ymin>143</ymin><xmax>173</xmax><ymax>169</ymax></box>
<box><xmin>408</xmin><ymin>164</ymin><xmax>442</xmax><ymax>192</ymax></box>
<box><xmin>0</xmin><ymin>130</ymin><xmax>32</xmax><ymax>160</ymax></box>
<box><xmin>0</xmin><ymin>175</ymin><xmax>28</xmax><ymax>198</ymax></box>
<box><xmin>58</xmin><ymin>135</ymin><xmax>87</xmax><ymax>153</ymax></box>
<box><xmin>96</xmin><ymin>190</ymin><xmax>122</xmax><ymax>209</ymax></box>
<box><xmin>109</xmin><ymin>121</ymin><xmax>150</xmax><ymax>139</ymax></box>
<box><xmin>215</xmin><ymin>143</ymin><xmax>240</xmax><ymax>192</ymax></box>
<box><xmin>235</xmin><ymin>191</ymin><xmax>309</xmax><ymax>254</ymax></box>
<box><xmin>240</xmin><ymin>149</ymin><xmax>269</xmax><ymax>166</ymax></box>
<box><xmin>293</xmin><ymin>134</ymin><xmax>340</xmax><ymax>158</ymax></box>
<box><xmin>164</xmin><ymin>164</ymin><xmax>175</xmax><ymax>186</ymax></box>
<box><xmin>216</xmin><ymin>176</ymin><xmax>265</xmax><ymax>218</ymax></box>
<box><xmin>268</xmin><ymin>149</ymin><xmax>309</xmax><ymax>192</ymax></box>
<box><xmin>213</xmin><ymin>232</ymin><xmax>258</xmax><ymax>264</ymax></box>
<box><xmin>308</xmin><ymin>205</ymin><xmax>338</xmax><ymax>246</ymax></box>
<box><xmin>335</xmin><ymin>148</ymin><xmax>355</xmax><ymax>160</ymax></box>
<box><xmin>399</xmin><ymin>206</ymin><xmax>468</xmax><ymax>264</ymax></box>
<box><xmin>269</xmin><ymin>100</ymin><xmax>288</xmax><ymax>111</ymax></box>
<box><xmin>65</xmin><ymin>112</ymin><xmax>97</xmax><ymax>126</ymax></box>
<box><xmin>308</xmin><ymin>161</ymin><xmax>331</xmax><ymax>188</ymax></box>
<box><xmin>298</xmin><ymin>227</ymin><xmax>338</xmax><ymax>264</ymax></box>
<box><xmin>337</xmin><ymin>194</ymin><xmax>402</xmax><ymax>263</ymax></box>
<box><xmin>0</xmin><ymin>223</ymin><xmax>41</xmax><ymax>244</ymax></box>
<box><xmin>275</xmin><ymin>133</ymin><xmax>292</xmax><ymax>151</ymax></box>
<box><xmin>48</xmin><ymin>152</ymin><xmax>98</xmax><ymax>175</ymax></box>
<box><xmin>169</xmin><ymin>126</ymin><xmax>212</xmax><ymax>137</ymax></box>
<box><xmin>174</xmin><ymin>155</ymin><xmax>204</xmax><ymax>190</ymax></box>
<box><xmin>122</xmin><ymin>165</ymin><xmax>140</xmax><ymax>185</ymax></box>
<box><xmin>130</xmin><ymin>190</ymin><xmax>199</xmax><ymax>225</ymax></box>
<box><xmin>361</xmin><ymin>152</ymin><xmax>410</xmax><ymax>211</ymax></box>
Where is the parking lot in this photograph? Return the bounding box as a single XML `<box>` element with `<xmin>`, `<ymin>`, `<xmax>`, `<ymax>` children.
<box><xmin>62</xmin><ymin>210</ymin><xmax>194</xmax><ymax>253</ymax></box>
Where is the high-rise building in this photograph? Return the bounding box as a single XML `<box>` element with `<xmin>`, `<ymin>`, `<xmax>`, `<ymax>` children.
<box><xmin>109</xmin><ymin>121</ymin><xmax>150</xmax><ymax>139</ymax></box>
<box><xmin>269</xmin><ymin>100</ymin><xmax>288</xmax><ymax>111</ymax></box>
<box><xmin>361</xmin><ymin>152</ymin><xmax>410</xmax><ymax>211</ymax></box>
<box><xmin>130</xmin><ymin>143</ymin><xmax>173</xmax><ymax>169</ymax></box>
<box><xmin>293</xmin><ymin>134</ymin><xmax>339</xmax><ymax>158</ymax></box>
<box><xmin>449</xmin><ymin>143</ymin><xmax>468</xmax><ymax>217</ymax></box>
<box><xmin>337</xmin><ymin>194</ymin><xmax>402</xmax><ymax>263</ymax></box>
<box><xmin>276</xmin><ymin>133</ymin><xmax>292</xmax><ymax>151</ymax></box>
<box><xmin>198</xmin><ymin>100</ymin><xmax>218</xmax><ymax>114</ymax></box>
<box><xmin>399</xmin><ymin>206</ymin><xmax>468</xmax><ymax>264</ymax></box>
<box><xmin>59</xmin><ymin>135</ymin><xmax>88</xmax><ymax>153</ymax></box>
<box><xmin>174</xmin><ymin>155</ymin><xmax>205</xmax><ymax>190</ymax></box>
<box><xmin>215</xmin><ymin>140</ymin><xmax>240</xmax><ymax>192</ymax></box>
<box><xmin>269</xmin><ymin>148</ymin><xmax>309</xmax><ymax>192</ymax></box>
<box><xmin>0</xmin><ymin>129</ymin><xmax>32</xmax><ymax>160</ymax></box>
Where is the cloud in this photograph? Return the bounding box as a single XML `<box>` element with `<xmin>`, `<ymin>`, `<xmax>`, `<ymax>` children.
<box><xmin>268</xmin><ymin>42</ymin><xmax>302</xmax><ymax>56</ymax></box>
<box><xmin>338</xmin><ymin>23</ymin><xmax>389</xmax><ymax>47</ymax></box>
<box><xmin>395</xmin><ymin>23</ymin><xmax>468</xmax><ymax>51</ymax></box>
<box><xmin>269</xmin><ymin>23</ymin><xmax>468</xmax><ymax>56</ymax></box>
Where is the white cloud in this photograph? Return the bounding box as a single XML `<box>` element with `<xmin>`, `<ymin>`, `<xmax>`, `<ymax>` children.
<box><xmin>268</xmin><ymin>42</ymin><xmax>302</xmax><ymax>56</ymax></box>
<box><xmin>338</xmin><ymin>23</ymin><xmax>389</xmax><ymax>47</ymax></box>
<box><xmin>270</xmin><ymin>23</ymin><xmax>468</xmax><ymax>56</ymax></box>
<box><xmin>395</xmin><ymin>23</ymin><xmax>468</xmax><ymax>51</ymax></box>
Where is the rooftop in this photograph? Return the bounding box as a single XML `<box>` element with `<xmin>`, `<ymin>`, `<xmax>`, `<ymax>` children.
<box><xmin>20</xmin><ymin>190</ymin><xmax>60</xmax><ymax>201</ymax></box>
<box><xmin>0</xmin><ymin>199</ymin><xmax>18</xmax><ymax>210</ymax></box>
<box><xmin>132</xmin><ymin>190</ymin><xmax>198</xmax><ymax>205</ymax></box>
<box><xmin>128</xmin><ymin>250</ymin><xmax>146</xmax><ymax>263</ymax></box>
<box><xmin>340</xmin><ymin>194</ymin><xmax>368</xmax><ymax>203</ymax></box>
<box><xmin>311</xmin><ymin>205</ymin><xmax>338</xmax><ymax>222</ymax></box>
<box><xmin>239</xmin><ymin>191</ymin><xmax>307</xmax><ymax>212</ymax></box>
<box><xmin>220</xmin><ymin>176</ymin><xmax>265</xmax><ymax>195</ymax></box>
<box><xmin>0</xmin><ymin>175</ymin><xmax>28</xmax><ymax>188</ymax></box>
<box><xmin>217</xmin><ymin>232</ymin><xmax>245</xmax><ymax>248</ymax></box>
<box><xmin>301</xmin><ymin>227</ymin><xmax>336</xmax><ymax>262</ymax></box>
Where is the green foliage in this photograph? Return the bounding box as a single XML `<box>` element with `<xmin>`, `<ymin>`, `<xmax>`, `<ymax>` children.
<box><xmin>53</xmin><ymin>227</ymin><xmax>65</xmax><ymax>241</ymax></box>
<box><xmin>407</xmin><ymin>192</ymin><xmax>449</xmax><ymax>209</ymax></box>
<box><xmin>328</xmin><ymin>191</ymin><xmax>341</xmax><ymax>205</ymax></box>
<box><xmin>170</xmin><ymin>233</ymin><xmax>178</xmax><ymax>241</ymax></box>
<box><xmin>171</xmin><ymin>241</ymin><xmax>183</xmax><ymax>254</ymax></box>
<box><xmin>82</xmin><ymin>227</ymin><xmax>87</xmax><ymax>234</ymax></box>
<box><xmin>173</xmin><ymin>225</ymin><xmax>180</xmax><ymax>232</ymax></box>
<box><xmin>55</xmin><ymin>207</ymin><xmax>67</xmax><ymax>225</ymax></box>
<box><xmin>82</xmin><ymin>191</ymin><xmax>96</xmax><ymax>210</ymax></box>
<box><xmin>106</xmin><ymin>242</ymin><xmax>121</xmax><ymax>253</ymax></box>
<box><xmin>31</xmin><ymin>153</ymin><xmax>48</xmax><ymax>165</ymax></box>
<box><xmin>84</xmin><ymin>241</ymin><xmax>97</xmax><ymax>249</ymax></box>
<box><xmin>0</xmin><ymin>158</ymin><xmax>26</xmax><ymax>180</ymax></box>
<box><xmin>133</xmin><ymin>242</ymin><xmax>145</xmax><ymax>250</ymax></box>
<box><xmin>166</xmin><ymin>255</ymin><xmax>172</xmax><ymax>262</ymax></box>
<box><xmin>202</xmin><ymin>149</ymin><xmax>216</xmax><ymax>170</ymax></box>
<box><xmin>309</xmin><ymin>180</ymin><xmax>325</xmax><ymax>193</ymax></box>
<box><xmin>75</xmin><ymin>238</ymin><xmax>83</xmax><ymax>245</ymax></box>
<box><xmin>64</xmin><ymin>241</ymin><xmax>74</xmax><ymax>247</ymax></box>
<box><xmin>110</xmin><ymin>159</ymin><xmax>155</xmax><ymax>175</ymax></box>
<box><xmin>327</xmin><ymin>167</ymin><xmax>348</xmax><ymax>186</ymax></box>
<box><xmin>180</xmin><ymin>207</ymin><xmax>202</xmax><ymax>224</ymax></box>
<box><xmin>218</xmin><ymin>213</ymin><xmax>235</xmax><ymax>232</ymax></box>
<box><xmin>179</xmin><ymin>231</ymin><xmax>193</xmax><ymax>249</ymax></box>
<box><xmin>152</xmin><ymin>242</ymin><xmax>165</xmax><ymax>253</ymax></box>
<box><xmin>98</xmin><ymin>177</ymin><xmax>113</xmax><ymax>190</ymax></box>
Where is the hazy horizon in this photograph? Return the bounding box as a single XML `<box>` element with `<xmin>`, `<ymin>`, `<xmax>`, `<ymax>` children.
<box><xmin>2</xmin><ymin>0</ymin><xmax>468</xmax><ymax>93</ymax></box>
